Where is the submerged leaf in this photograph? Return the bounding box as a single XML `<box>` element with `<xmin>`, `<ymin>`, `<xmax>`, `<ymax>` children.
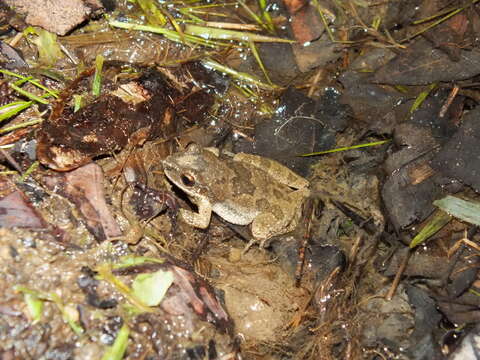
<box><xmin>113</xmin><ymin>255</ymin><xmax>165</xmax><ymax>269</ymax></box>
<box><xmin>132</xmin><ymin>270</ymin><xmax>174</xmax><ymax>306</ymax></box>
<box><xmin>185</xmin><ymin>24</ymin><xmax>294</xmax><ymax>43</ymax></box>
<box><xmin>96</xmin><ymin>264</ymin><xmax>154</xmax><ymax>313</ymax></box>
<box><xmin>28</xmin><ymin>28</ymin><xmax>63</xmax><ymax>66</ymax></box>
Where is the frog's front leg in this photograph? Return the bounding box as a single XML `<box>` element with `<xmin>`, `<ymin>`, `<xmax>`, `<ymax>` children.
<box><xmin>180</xmin><ymin>197</ymin><xmax>212</xmax><ymax>229</ymax></box>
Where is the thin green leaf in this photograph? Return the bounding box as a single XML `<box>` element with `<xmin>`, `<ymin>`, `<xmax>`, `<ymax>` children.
<box><xmin>184</xmin><ymin>24</ymin><xmax>294</xmax><ymax>43</ymax></box>
<box><xmin>410</xmin><ymin>83</ymin><xmax>437</xmax><ymax>114</ymax></box>
<box><xmin>15</xmin><ymin>286</ymin><xmax>84</xmax><ymax>336</ymax></box>
<box><xmin>0</xmin><ymin>69</ymin><xmax>59</xmax><ymax>98</ymax></box>
<box><xmin>238</xmin><ymin>0</ymin><xmax>268</xmax><ymax>32</ymax></box>
<box><xmin>201</xmin><ymin>58</ymin><xmax>279</xmax><ymax>90</ymax></box>
<box><xmin>132</xmin><ymin>270</ymin><xmax>174</xmax><ymax>306</ymax></box>
<box><xmin>258</xmin><ymin>0</ymin><xmax>275</xmax><ymax>32</ymax></box>
<box><xmin>96</xmin><ymin>263</ymin><xmax>154</xmax><ymax>313</ymax></box>
<box><xmin>300</xmin><ymin>140</ymin><xmax>390</xmax><ymax>156</ymax></box>
<box><xmin>113</xmin><ymin>255</ymin><xmax>165</xmax><ymax>269</ymax></box>
<box><xmin>0</xmin><ymin>118</ymin><xmax>43</xmax><ymax>133</ymax></box>
<box><xmin>434</xmin><ymin>195</ymin><xmax>480</xmax><ymax>226</ymax></box>
<box><xmin>0</xmin><ymin>101</ymin><xmax>32</xmax><ymax>122</ymax></box>
<box><xmin>73</xmin><ymin>95</ymin><xmax>83</xmax><ymax>112</ymax></box>
<box><xmin>19</xmin><ymin>161</ymin><xmax>39</xmax><ymax>182</ymax></box>
<box><xmin>92</xmin><ymin>54</ymin><xmax>104</xmax><ymax>96</ymax></box>
<box><xmin>163</xmin><ymin>7</ymin><xmax>187</xmax><ymax>44</ymax></box>
<box><xmin>9</xmin><ymin>83</ymin><xmax>49</xmax><ymax>104</ymax></box>
<box><xmin>109</xmin><ymin>20</ymin><xmax>226</xmax><ymax>47</ymax></box>
<box><xmin>401</xmin><ymin>0</ymin><xmax>480</xmax><ymax>42</ymax></box>
<box><xmin>248</xmin><ymin>40</ymin><xmax>272</xmax><ymax>85</ymax></box>
<box><xmin>409</xmin><ymin>210</ymin><xmax>452</xmax><ymax>248</ymax></box>
<box><xmin>101</xmin><ymin>323</ymin><xmax>130</xmax><ymax>360</ymax></box>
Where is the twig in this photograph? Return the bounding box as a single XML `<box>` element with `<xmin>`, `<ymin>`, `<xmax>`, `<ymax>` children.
<box><xmin>386</xmin><ymin>248</ymin><xmax>412</xmax><ymax>301</ymax></box>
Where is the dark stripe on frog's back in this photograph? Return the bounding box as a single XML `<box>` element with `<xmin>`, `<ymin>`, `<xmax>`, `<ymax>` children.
<box><xmin>229</xmin><ymin>161</ymin><xmax>256</xmax><ymax>196</ymax></box>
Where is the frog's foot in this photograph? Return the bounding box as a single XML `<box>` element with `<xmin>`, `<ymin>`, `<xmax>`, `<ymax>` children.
<box><xmin>241</xmin><ymin>237</ymin><xmax>269</xmax><ymax>255</ymax></box>
<box><xmin>242</xmin><ymin>238</ymin><xmax>257</xmax><ymax>255</ymax></box>
<box><xmin>179</xmin><ymin>198</ymin><xmax>212</xmax><ymax>229</ymax></box>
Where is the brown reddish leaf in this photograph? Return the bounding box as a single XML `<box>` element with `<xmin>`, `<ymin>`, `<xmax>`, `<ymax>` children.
<box><xmin>45</xmin><ymin>163</ymin><xmax>121</xmax><ymax>241</ymax></box>
<box><xmin>283</xmin><ymin>0</ymin><xmax>324</xmax><ymax>43</ymax></box>
<box><xmin>170</xmin><ymin>266</ymin><xmax>231</xmax><ymax>331</ymax></box>
<box><xmin>0</xmin><ymin>190</ymin><xmax>46</xmax><ymax>229</ymax></box>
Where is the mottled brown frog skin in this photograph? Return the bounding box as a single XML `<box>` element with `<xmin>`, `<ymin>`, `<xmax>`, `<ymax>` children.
<box><xmin>162</xmin><ymin>144</ymin><xmax>310</xmax><ymax>247</ymax></box>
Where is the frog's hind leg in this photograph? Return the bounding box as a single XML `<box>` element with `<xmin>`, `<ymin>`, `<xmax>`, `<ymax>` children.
<box><xmin>240</xmin><ymin>213</ymin><xmax>277</xmax><ymax>254</ymax></box>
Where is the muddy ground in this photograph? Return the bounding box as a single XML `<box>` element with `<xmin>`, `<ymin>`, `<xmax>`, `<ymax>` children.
<box><xmin>1</xmin><ymin>1</ymin><xmax>480</xmax><ymax>359</ymax></box>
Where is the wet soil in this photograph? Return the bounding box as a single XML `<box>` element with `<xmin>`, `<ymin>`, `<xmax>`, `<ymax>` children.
<box><xmin>2</xmin><ymin>1</ymin><xmax>480</xmax><ymax>360</ymax></box>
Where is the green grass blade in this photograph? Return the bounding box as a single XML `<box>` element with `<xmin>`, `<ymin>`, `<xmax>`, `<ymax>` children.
<box><xmin>410</xmin><ymin>210</ymin><xmax>452</xmax><ymax>248</ymax></box>
<box><xmin>184</xmin><ymin>24</ymin><xmax>294</xmax><ymax>43</ymax></box>
<box><xmin>92</xmin><ymin>54</ymin><xmax>104</xmax><ymax>96</ymax></box>
<box><xmin>101</xmin><ymin>324</ymin><xmax>130</xmax><ymax>360</ymax></box>
<box><xmin>0</xmin><ymin>118</ymin><xmax>42</xmax><ymax>133</ymax></box>
<box><xmin>73</xmin><ymin>94</ymin><xmax>83</xmax><ymax>112</ymax></box>
<box><xmin>248</xmin><ymin>40</ymin><xmax>272</xmax><ymax>85</ymax></box>
<box><xmin>201</xmin><ymin>58</ymin><xmax>279</xmax><ymax>90</ymax></box>
<box><xmin>238</xmin><ymin>0</ymin><xmax>268</xmax><ymax>31</ymax></box>
<box><xmin>0</xmin><ymin>69</ymin><xmax>58</xmax><ymax>98</ymax></box>
<box><xmin>24</xmin><ymin>293</ymin><xmax>44</xmax><ymax>323</ymax></box>
<box><xmin>410</xmin><ymin>83</ymin><xmax>437</xmax><ymax>114</ymax></box>
<box><xmin>9</xmin><ymin>83</ymin><xmax>49</xmax><ymax>104</ymax></box>
<box><xmin>300</xmin><ymin>140</ymin><xmax>390</xmax><ymax>156</ymax></box>
<box><xmin>258</xmin><ymin>0</ymin><xmax>275</xmax><ymax>32</ymax></box>
<box><xmin>109</xmin><ymin>20</ymin><xmax>227</xmax><ymax>47</ymax></box>
<box><xmin>136</xmin><ymin>0</ymin><xmax>167</xmax><ymax>26</ymax></box>
<box><xmin>19</xmin><ymin>161</ymin><xmax>39</xmax><ymax>182</ymax></box>
<box><xmin>0</xmin><ymin>101</ymin><xmax>33</xmax><ymax>122</ymax></box>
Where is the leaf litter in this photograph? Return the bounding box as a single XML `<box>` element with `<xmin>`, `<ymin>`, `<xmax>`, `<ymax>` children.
<box><xmin>3</xmin><ymin>0</ymin><xmax>480</xmax><ymax>359</ymax></box>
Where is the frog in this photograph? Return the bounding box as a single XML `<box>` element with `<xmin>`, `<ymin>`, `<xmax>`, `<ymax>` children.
<box><xmin>162</xmin><ymin>144</ymin><xmax>310</xmax><ymax>250</ymax></box>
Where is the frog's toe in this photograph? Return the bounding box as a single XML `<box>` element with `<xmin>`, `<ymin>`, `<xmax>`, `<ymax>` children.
<box><xmin>242</xmin><ymin>238</ymin><xmax>257</xmax><ymax>255</ymax></box>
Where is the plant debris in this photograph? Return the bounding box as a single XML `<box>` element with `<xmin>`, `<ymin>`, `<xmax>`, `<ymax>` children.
<box><xmin>4</xmin><ymin>0</ymin><xmax>480</xmax><ymax>359</ymax></box>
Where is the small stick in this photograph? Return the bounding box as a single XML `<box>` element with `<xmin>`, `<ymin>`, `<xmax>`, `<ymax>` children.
<box><xmin>386</xmin><ymin>248</ymin><xmax>412</xmax><ymax>301</ymax></box>
<box><xmin>439</xmin><ymin>85</ymin><xmax>459</xmax><ymax>118</ymax></box>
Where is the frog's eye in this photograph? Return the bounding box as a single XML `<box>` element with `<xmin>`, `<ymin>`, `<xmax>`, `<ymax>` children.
<box><xmin>181</xmin><ymin>174</ymin><xmax>195</xmax><ymax>187</ymax></box>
